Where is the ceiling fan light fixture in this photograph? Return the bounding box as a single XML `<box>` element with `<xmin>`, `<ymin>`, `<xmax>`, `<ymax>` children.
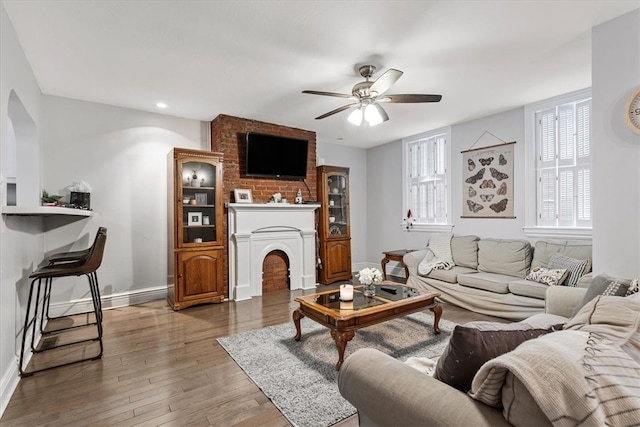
<box><xmin>364</xmin><ymin>103</ymin><xmax>383</xmax><ymax>126</ymax></box>
<box><xmin>348</xmin><ymin>107</ymin><xmax>363</xmax><ymax>126</ymax></box>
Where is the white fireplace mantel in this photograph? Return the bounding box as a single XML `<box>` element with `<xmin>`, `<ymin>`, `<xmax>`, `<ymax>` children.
<box><xmin>228</xmin><ymin>203</ymin><xmax>320</xmax><ymax>300</ymax></box>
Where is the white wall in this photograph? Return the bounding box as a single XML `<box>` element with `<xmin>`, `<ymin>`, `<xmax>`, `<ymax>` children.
<box><xmin>316</xmin><ymin>141</ymin><xmax>368</xmax><ymax>270</ymax></box>
<box><xmin>592</xmin><ymin>9</ymin><xmax>640</xmax><ymax>277</ymax></box>
<box><xmin>41</xmin><ymin>95</ymin><xmax>207</xmax><ymax>305</ymax></box>
<box><xmin>0</xmin><ymin>1</ymin><xmax>44</xmax><ymax>414</ymax></box>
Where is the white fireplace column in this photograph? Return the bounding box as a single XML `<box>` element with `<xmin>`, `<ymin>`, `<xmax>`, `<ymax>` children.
<box><xmin>228</xmin><ymin>203</ymin><xmax>320</xmax><ymax>300</ymax></box>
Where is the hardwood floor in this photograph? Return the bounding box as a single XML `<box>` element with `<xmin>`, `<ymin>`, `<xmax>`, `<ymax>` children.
<box><xmin>1</xmin><ymin>278</ymin><xmax>508</xmax><ymax>427</ymax></box>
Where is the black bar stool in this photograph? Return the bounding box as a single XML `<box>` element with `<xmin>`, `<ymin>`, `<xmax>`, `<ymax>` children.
<box><xmin>19</xmin><ymin>228</ymin><xmax>107</xmax><ymax>376</ymax></box>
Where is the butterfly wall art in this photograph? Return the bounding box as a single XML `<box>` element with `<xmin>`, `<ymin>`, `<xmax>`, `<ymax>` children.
<box><xmin>461</xmin><ymin>141</ymin><xmax>515</xmax><ymax>218</ymax></box>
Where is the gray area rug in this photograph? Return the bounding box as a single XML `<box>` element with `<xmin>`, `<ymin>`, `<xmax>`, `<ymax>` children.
<box><xmin>217</xmin><ymin>312</ymin><xmax>456</xmax><ymax>427</ymax></box>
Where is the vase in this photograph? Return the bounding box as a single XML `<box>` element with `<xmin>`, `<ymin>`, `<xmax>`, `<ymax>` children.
<box><xmin>363</xmin><ymin>282</ymin><xmax>376</xmax><ymax>297</ymax></box>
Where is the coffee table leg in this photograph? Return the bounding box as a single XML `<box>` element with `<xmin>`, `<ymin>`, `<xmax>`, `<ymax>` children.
<box><xmin>293</xmin><ymin>309</ymin><xmax>305</xmax><ymax>341</ymax></box>
<box><xmin>430</xmin><ymin>304</ymin><xmax>443</xmax><ymax>335</ymax></box>
<box><xmin>330</xmin><ymin>329</ymin><xmax>355</xmax><ymax>370</ymax></box>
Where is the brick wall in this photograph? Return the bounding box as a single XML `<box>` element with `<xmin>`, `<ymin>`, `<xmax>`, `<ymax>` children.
<box><xmin>262</xmin><ymin>250</ymin><xmax>290</xmax><ymax>292</ymax></box>
<box><xmin>210</xmin><ymin>114</ymin><xmax>317</xmax><ymax>297</ymax></box>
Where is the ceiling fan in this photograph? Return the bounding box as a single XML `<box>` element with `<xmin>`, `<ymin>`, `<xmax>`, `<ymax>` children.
<box><xmin>302</xmin><ymin>65</ymin><xmax>442</xmax><ymax>126</ymax></box>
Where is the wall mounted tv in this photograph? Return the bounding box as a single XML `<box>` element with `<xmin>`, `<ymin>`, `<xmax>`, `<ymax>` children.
<box><xmin>245</xmin><ymin>132</ymin><xmax>309</xmax><ymax>179</ymax></box>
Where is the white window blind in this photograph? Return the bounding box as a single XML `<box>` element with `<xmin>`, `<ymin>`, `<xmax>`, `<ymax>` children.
<box><xmin>405</xmin><ymin>132</ymin><xmax>448</xmax><ymax>225</ymax></box>
<box><xmin>535</xmin><ymin>97</ymin><xmax>592</xmax><ymax>228</ymax></box>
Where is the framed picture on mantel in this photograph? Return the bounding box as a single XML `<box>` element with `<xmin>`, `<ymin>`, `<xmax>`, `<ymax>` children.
<box><xmin>234</xmin><ymin>189</ymin><xmax>253</xmax><ymax>203</ymax></box>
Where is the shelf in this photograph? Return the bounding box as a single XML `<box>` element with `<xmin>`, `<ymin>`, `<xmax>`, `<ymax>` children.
<box><xmin>183</xmin><ymin>225</ymin><xmax>216</xmax><ymax>228</ymax></box>
<box><xmin>2</xmin><ymin>206</ymin><xmax>93</xmax><ymax>217</ymax></box>
<box><xmin>182</xmin><ymin>204</ymin><xmax>215</xmax><ymax>208</ymax></box>
<box><xmin>182</xmin><ymin>186</ymin><xmax>215</xmax><ymax>191</ymax></box>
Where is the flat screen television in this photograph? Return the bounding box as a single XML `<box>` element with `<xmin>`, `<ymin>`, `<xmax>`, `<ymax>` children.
<box><xmin>245</xmin><ymin>132</ymin><xmax>309</xmax><ymax>179</ymax></box>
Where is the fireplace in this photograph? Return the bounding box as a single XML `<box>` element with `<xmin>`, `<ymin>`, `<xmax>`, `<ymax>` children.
<box><xmin>227</xmin><ymin>203</ymin><xmax>320</xmax><ymax>300</ymax></box>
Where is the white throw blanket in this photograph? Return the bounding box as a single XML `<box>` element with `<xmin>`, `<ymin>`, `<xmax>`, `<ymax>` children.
<box><xmin>418</xmin><ymin>233</ymin><xmax>454</xmax><ymax>276</ymax></box>
<box><xmin>469</xmin><ymin>330</ymin><xmax>640</xmax><ymax>426</ymax></box>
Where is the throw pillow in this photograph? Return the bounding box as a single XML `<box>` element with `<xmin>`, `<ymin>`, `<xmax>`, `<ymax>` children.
<box><xmin>525</xmin><ymin>267</ymin><xmax>569</xmax><ymax>286</ymax></box>
<box><xmin>571</xmin><ymin>273</ymin><xmax>640</xmax><ymax>317</ymax></box>
<box><xmin>433</xmin><ymin>325</ymin><xmax>555</xmax><ymax>392</ymax></box>
<box><xmin>547</xmin><ymin>253</ymin><xmax>590</xmax><ymax>287</ymax></box>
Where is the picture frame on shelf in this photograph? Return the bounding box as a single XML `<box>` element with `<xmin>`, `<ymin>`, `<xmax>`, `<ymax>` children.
<box><xmin>234</xmin><ymin>188</ymin><xmax>253</xmax><ymax>203</ymax></box>
<box><xmin>188</xmin><ymin>212</ymin><xmax>202</xmax><ymax>226</ymax></box>
<box><xmin>194</xmin><ymin>193</ymin><xmax>208</xmax><ymax>205</ymax></box>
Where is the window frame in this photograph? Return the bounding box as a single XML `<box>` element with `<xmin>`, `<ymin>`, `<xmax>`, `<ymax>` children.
<box><xmin>402</xmin><ymin>126</ymin><xmax>453</xmax><ymax>233</ymax></box>
<box><xmin>523</xmin><ymin>88</ymin><xmax>592</xmax><ymax>240</ymax></box>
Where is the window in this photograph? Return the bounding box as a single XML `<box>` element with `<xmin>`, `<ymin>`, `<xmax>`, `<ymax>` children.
<box><xmin>524</xmin><ymin>88</ymin><xmax>591</xmax><ymax>238</ymax></box>
<box><xmin>403</xmin><ymin>127</ymin><xmax>452</xmax><ymax>231</ymax></box>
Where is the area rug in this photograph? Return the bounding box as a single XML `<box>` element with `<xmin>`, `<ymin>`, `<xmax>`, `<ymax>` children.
<box><xmin>217</xmin><ymin>312</ymin><xmax>456</xmax><ymax>427</ymax></box>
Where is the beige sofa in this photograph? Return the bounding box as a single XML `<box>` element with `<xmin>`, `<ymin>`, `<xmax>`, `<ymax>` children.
<box><xmin>404</xmin><ymin>236</ymin><xmax>592</xmax><ymax>320</ymax></box>
<box><xmin>338</xmin><ymin>287</ymin><xmax>640</xmax><ymax>426</ymax></box>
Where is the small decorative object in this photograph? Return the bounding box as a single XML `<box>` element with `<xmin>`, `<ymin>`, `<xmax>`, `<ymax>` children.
<box><xmin>191</xmin><ymin>170</ymin><xmax>201</xmax><ymax>187</ymax></box>
<box><xmin>234</xmin><ymin>189</ymin><xmax>253</xmax><ymax>203</ymax></box>
<box><xmin>331</xmin><ymin>187</ymin><xmax>339</xmax><ymax>194</ymax></box>
<box><xmin>193</xmin><ymin>238</ymin><xmax>203</xmax><ymax>243</ymax></box>
<box><xmin>329</xmin><ymin>200</ymin><xmax>335</xmax><ymax>206</ymax></box>
<box><xmin>625</xmin><ymin>86</ymin><xmax>640</xmax><ymax>134</ymax></box>
<box><xmin>182</xmin><ymin>197</ymin><xmax>190</xmax><ymax>204</ymax></box>
<box><xmin>189</xmin><ymin>198</ymin><xmax>197</xmax><ymax>205</ymax></box>
<box><xmin>357</xmin><ymin>267</ymin><xmax>383</xmax><ymax>297</ymax></box>
<box><xmin>269</xmin><ymin>192</ymin><xmax>282</xmax><ymax>203</ymax></box>
<box><xmin>295</xmin><ymin>188</ymin><xmax>303</xmax><ymax>204</ymax></box>
<box><xmin>403</xmin><ymin>209</ymin><xmax>415</xmax><ymax>231</ymax></box>
<box><xmin>41</xmin><ymin>190</ymin><xmax>62</xmax><ymax>206</ymax></box>
<box><xmin>329</xmin><ymin>216</ymin><xmax>336</xmax><ymax>223</ymax></box>
<box><xmin>202</xmin><ymin>216</ymin><xmax>210</xmax><ymax>225</ymax></box>
<box><xmin>67</xmin><ymin>180</ymin><xmax>92</xmax><ymax>210</ymax></box>
<box><xmin>188</xmin><ymin>212</ymin><xmax>202</xmax><ymax>226</ymax></box>
<box><xmin>195</xmin><ymin>193</ymin><xmax>207</xmax><ymax>205</ymax></box>
<box><xmin>339</xmin><ymin>284</ymin><xmax>353</xmax><ymax>301</ymax></box>
<box><xmin>281</xmin><ymin>198</ymin><xmax>287</xmax><ymax>204</ymax></box>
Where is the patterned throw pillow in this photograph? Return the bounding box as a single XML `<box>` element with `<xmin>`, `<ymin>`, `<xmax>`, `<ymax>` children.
<box><xmin>526</xmin><ymin>267</ymin><xmax>569</xmax><ymax>286</ymax></box>
<box><xmin>547</xmin><ymin>253</ymin><xmax>590</xmax><ymax>287</ymax></box>
<box><xmin>572</xmin><ymin>273</ymin><xmax>640</xmax><ymax>316</ymax></box>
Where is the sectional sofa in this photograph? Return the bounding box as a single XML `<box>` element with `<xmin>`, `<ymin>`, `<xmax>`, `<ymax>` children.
<box><xmin>403</xmin><ymin>236</ymin><xmax>592</xmax><ymax>320</ymax></box>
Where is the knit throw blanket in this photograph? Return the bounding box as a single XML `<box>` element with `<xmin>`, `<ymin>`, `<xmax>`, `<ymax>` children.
<box><xmin>418</xmin><ymin>233</ymin><xmax>454</xmax><ymax>276</ymax></box>
<box><xmin>469</xmin><ymin>330</ymin><xmax>640</xmax><ymax>426</ymax></box>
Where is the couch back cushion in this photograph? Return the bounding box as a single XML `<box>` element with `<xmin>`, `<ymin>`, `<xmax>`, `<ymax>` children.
<box><xmin>478</xmin><ymin>239</ymin><xmax>532</xmax><ymax>278</ymax></box>
<box><xmin>531</xmin><ymin>241</ymin><xmax>592</xmax><ymax>273</ymax></box>
<box><xmin>451</xmin><ymin>235</ymin><xmax>480</xmax><ymax>269</ymax></box>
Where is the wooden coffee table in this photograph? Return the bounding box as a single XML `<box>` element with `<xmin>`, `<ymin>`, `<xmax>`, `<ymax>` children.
<box><xmin>293</xmin><ymin>283</ymin><xmax>442</xmax><ymax>370</ymax></box>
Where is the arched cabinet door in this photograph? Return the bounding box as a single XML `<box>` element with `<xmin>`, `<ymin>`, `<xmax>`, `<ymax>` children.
<box><xmin>173</xmin><ymin>250</ymin><xmax>224</xmax><ymax>310</ymax></box>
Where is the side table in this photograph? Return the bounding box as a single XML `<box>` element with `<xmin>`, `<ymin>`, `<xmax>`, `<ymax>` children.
<box><xmin>381</xmin><ymin>249</ymin><xmax>418</xmax><ymax>281</ymax></box>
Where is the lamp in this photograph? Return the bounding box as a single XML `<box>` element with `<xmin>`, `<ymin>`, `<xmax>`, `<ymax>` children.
<box><xmin>348</xmin><ymin>102</ymin><xmax>385</xmax><ymax>127</ymax></box>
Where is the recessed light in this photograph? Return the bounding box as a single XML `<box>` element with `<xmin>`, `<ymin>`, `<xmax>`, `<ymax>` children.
<box><xmin>156</xmin><ymin>102</ymin><xmax>168</xmax><ymax>109</ymax></box>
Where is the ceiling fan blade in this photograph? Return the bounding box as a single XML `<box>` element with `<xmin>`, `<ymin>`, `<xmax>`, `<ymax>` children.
<box><xmin>315</xmin><ymin>103</ymin><xmax>360</xmax><ymax>120</ymax></box>
<box><xmin>379</xmin><ymin>94</ymin><xmax>442</xmax><ymax>103</ymax></box>
<box><xmin>302</xmin><ymin>90</ymin><xmax>354</xmax><ymax>99</ymax></box>
<box><xmin>369</xmin><ymin>68</ymin><xmax>403</xmax><ymax>96</ymax></box>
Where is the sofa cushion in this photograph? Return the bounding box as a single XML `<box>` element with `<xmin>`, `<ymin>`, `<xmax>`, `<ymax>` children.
<box><xmin>572</xmin><ymin>273</ymin><xmax>639</xmax><ymax>315</ymax></box>
<box><xmin>477</xmin><ymin>239</ymin><xmax>532</xmax><ymax>278</ymax></box>
<box><xmin>565</xmin><ymin>293</ymin><xmax>640</xmax><ymax>363</ymax></box>
<box><xmin>427</xmin><ymin>265</ymin><xmax>477</xmax><ymax>284</ymax></box>
<box><xmin>525</xmin><ymin>267</ymin><xmax>568</xmax><ymax>287</ymax></box>
<box><xmin>434</xmin><ymin>325</ymin><xmax>554</xmax><ymax>392</ymax></box>
<box><xmin>547</xmin><ymin>253</ymin><xmax>590</xmax><ymax>287</ymax></box>
<box><xmin>451</xmin><ymin>235</ymin><xmax>479</xmax><ymax>269</ymax></box>
<box><xmin>457</xmin><ymin>272</ymin><xmax>512</xmax><ymax>294</ymax></box>
<box><xmin>508</xmin><ymin>279</ymin><xmax>548</xmax><ymax>300</ymax></box>
<box><xmin>530</xmin><ymin>240</ymin><xmax>592</xmax><ymax>272</ymax></box>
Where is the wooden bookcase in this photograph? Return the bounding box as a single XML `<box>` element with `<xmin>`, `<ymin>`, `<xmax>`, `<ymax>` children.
<box><xmin>167</xmin><ymin>148</ymin><xmax>225</xmax><ymax>310</ymax></box>
<box><xmin>317</xmin><ymin>165</ymin><xmax>352</xmax><ymax>284</ymax></box>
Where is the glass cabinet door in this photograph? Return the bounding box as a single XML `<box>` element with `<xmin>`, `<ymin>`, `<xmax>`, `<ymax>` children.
<box><xmin>178</xmin><ymin>159</ymin><xmax>218</xmax><ymax>246</ymax></box>
<box><xmin>327</xmin><ymin>173</ymin><xmax>348</xmax><ymax>236</ymax></box>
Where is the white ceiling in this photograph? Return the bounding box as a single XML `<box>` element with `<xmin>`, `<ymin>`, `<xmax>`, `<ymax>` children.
<box><xmin>3</xmin><ymin>1</ymin><xmax>639</xmax><ymax>148</ymax></box>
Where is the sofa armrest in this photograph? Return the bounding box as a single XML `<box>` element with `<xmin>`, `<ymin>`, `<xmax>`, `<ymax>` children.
<box><xmin>545</xmin><ymin>286</ymin><xmax>587</xmax><ymax>318</ymax></box>
<box><xmin>338</xmin><ymin>348</ymin><xmax>510</xmax><ymax>427</ymax></box>
<box><xmin>403</xmin><ymin>249</ymin><xmax>428</xmax><ymax>276</ymax></box>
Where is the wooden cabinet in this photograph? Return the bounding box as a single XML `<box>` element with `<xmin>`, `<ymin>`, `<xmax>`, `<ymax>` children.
<box><xmin>317</xmin><ymin>165</ymin><xmax>352</xmax><ymax>284</ymax></box>
<box><xmin>167</xmin><ymin>148</ymin><xmax>225</xmax><ymax>310</ymax></box>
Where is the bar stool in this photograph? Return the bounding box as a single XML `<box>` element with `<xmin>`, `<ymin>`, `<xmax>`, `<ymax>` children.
<box><xmin>39</xmin><ymin>227</ymin><xmax>107</xmax><ymax>331</ymax></box>
<box><xmin>19</xmin><ymin>229</ymin><xmax>107</xmax><ymax>376</ymax></box>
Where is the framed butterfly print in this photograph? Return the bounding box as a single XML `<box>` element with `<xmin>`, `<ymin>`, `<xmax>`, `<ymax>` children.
<box><xmin>461</xmin><ymin>141</ymin><xmax>515</xmax><ymax>218</ymax></box>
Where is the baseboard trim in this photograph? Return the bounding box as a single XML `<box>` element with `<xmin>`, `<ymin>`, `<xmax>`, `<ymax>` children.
<box><xmin>0</xmin><ymin>360</ymin><xmax>20</xmax><ymax>418</ymax></box>
<box><xmin>48</xmin><ymin>286</ymin><xmax>167</xmax><ymax>318</ymax></box>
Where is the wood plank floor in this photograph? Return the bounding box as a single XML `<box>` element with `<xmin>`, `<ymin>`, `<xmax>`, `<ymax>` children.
<box><xmin>1</xmin><ymin>279</ymin><xmax>508</xmax><ymax>427</ymax></box>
